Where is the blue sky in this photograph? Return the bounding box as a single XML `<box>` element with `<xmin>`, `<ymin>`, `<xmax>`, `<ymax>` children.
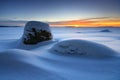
<box><xmin>0</xmin><ymin>0</ymin><xmax>120</xmax><ymax>21</ymax></box>
<box><xmin>0</xmin><ymin>0</ymin><xmax>120</xmax><ymax>27</ymax></box>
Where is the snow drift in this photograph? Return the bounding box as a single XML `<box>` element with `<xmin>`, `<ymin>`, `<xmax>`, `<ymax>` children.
<box><xmin>0</xmin><ymin>27</ymin><xmax>120</xmax><ymax>80</ymax></box>
<box><xmin>0</xmin><ymin>49</ymin><xmax>64</xmax><ymax>80</ymax></box>
<box><xmin>50</xmin><ymin>39</ymin><xmax>117</xmax><ymax>58</ymax></box>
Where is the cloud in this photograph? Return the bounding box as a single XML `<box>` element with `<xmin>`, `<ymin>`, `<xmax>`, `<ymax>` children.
<box><xmin>49</xmin><ymin>17</ymin><xmax>120</xmax><ymax>27</ymax></box>
<box><xmin>0</xmin><ymin>17</ymin><xmax>120</xmax><ymax>27</ymax></box>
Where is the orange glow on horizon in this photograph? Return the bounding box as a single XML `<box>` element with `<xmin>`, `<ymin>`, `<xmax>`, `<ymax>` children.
<box><xmin>50</xmin><ymin>18</ymin><xmax>120</xmax><ymax>27</ymax></box>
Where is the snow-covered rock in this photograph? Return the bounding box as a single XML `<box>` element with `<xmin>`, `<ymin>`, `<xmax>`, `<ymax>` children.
<box><xmin>100</xmin><ymin>29</ymin><xmax>111</xmax><ymax>32</ymax></box>
<box><xmin>50</xmin><ymin>39</ymin><xmax>117</xmax><ymax>58</ymax></box>
<box><xmin>22</xmin><ymin>21</ymin><xmax>52</xmax><ymax>44</ymax></box>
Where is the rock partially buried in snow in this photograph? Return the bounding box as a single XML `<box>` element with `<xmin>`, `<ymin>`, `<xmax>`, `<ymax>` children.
<box><xmin>50</xmin><ymin>39</ymin><xmax>116</xmax><ymax>58</ymax></box>
<box><xmin>100</xmin><ymin>29</ymin><xmax>111</xmax><ymax>32</ymax></box>
<box><xmin>22</xmin><ymin>21</ymin><xmax>52</xmax><ymax>44</ymax></box>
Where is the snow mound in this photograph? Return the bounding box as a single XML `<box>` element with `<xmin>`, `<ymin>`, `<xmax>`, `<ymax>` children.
<box><xmin>100</xmin><ymin>29</ymin><xmax>111</xmax><ymax>32</ymax></box>
<box><xmin>0</xmin><ymin>49</ymin><xmax>34</xmax><ymax>61</ymax></box>
<box><xmin>50</xmin><ymin>39</ymin><xmax>117</xmax><ymax>58</ymax></box>
<box><xmin>0</xmin><ymin>49</ymin><xmax>63</xmax><ymax>80</ymax></box>
<box><xmin>22</xmin><ymin>21</ymin><xmax>52</xmax><ymax>44</ymax></box>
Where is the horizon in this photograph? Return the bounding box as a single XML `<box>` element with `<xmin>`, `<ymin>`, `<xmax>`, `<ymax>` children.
<box><xmin>0</xmin><ymin>17</ymin><xmax>120</xmax><ymax>27</ymax></box>
<box><xmin>0</xmin><ymin>0</ymin><xmax>120</xmax><ymax>27</ymax></box>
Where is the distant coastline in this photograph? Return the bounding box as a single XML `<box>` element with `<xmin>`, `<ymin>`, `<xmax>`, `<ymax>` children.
<box><xmin>0</xmin><ymin>25</ymin><xmax>21</xmax><ymax>27</ymax></box>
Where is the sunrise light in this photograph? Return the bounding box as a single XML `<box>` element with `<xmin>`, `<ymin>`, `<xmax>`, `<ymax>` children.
<box><xmin>50</xmin><ymin>18</ymin><xmax>120</xmax><ymax>27</ymax></box>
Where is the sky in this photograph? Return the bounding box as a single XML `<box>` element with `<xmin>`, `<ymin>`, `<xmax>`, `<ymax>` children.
<box><xmin>0</xmin><ymin>0</ymin><xmax>120</xmax><ymax>27</ymax></box>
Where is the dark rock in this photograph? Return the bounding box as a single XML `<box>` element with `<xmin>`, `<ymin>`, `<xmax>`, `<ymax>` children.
<box><xmin>100</xmin><ymin>29</ymin><xmax>111</xmax><ymax>32</ymax></box>
<box><xmin>22</xmin><ymin>21</ymin><xmax>52</xmax><ymax>44</ymax></box>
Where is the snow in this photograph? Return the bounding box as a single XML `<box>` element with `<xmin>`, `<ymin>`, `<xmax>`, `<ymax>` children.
<box><xmin>50</xmin><ymin>39</ymin><xmax>117</xmax><ymax>58</ymax></box>
<box><xmin>24</xmin><ymin>21</ymin><xmax>51</xmax><ymax>33</ymax></box>
<box><xmin>0</xmin><ymin>49</ymin><xmax>64</xmax><ymax>80</ymax></box>
<box><xmin>0</xmin><ymin>27</ymin><xmax>120</xmax><ymax>80</ymax></box>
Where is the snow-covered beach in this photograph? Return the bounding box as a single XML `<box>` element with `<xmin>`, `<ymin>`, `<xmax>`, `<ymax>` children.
<box><xmin>0</xmin><ymin>27</ymin><xmax>120</xmax><ymax>80</ymax></box>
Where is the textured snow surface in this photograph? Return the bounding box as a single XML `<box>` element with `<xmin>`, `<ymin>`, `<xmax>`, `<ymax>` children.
<box><xmin>50</xmin><ymin>39</ymin><xmax>117</xmax><ymax>58</ymax></box>
<box><xmin>0</xmin><ymin>49</ymin><xmax>64</xmax><ymax>80</ymax></box>
<box><xmin>0</xmin><ymin>27</ymin><xmax>120</xmax><ymax>80</ymax></box>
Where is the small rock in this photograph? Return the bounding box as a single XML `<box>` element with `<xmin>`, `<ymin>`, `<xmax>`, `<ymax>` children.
<box><xmin>100</xmin><ymin>29</ymin><xmax>111</xmax><ymax>32</ymax></box>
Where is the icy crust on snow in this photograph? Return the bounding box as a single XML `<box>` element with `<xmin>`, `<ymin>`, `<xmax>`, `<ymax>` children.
<box><xmin>50</xmin><ymin>39</ymin><xmax>117</xmax><ymax>58</ymax></box>
<box><xmin>22</xmin><ymin>21</ymin><xmax>52</xmax><ymax>44</ymax></box>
